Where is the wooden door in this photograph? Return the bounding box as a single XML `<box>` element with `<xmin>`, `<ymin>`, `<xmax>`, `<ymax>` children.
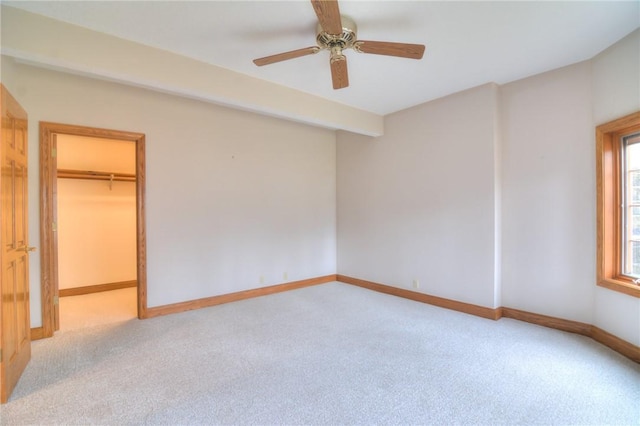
<box><xmin>1</xmin><ymin>85</ymin><xmax>31</xmax><ymax>403</ymax></box>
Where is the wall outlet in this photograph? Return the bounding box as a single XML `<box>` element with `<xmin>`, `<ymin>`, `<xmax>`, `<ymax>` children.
<box><xmin>412</xmin><ymin>279</ymin><xmax>420</xmax><ymax>289</ymax></box>
<box><xmin>259</xmin><ymin>275</ymin><xmax>265</xmax><ymax>285</ymax></box>
<box><xmin>283</xmin><ymin>272</ymin><xmax>288</xmax><ymax>281</ymax></box>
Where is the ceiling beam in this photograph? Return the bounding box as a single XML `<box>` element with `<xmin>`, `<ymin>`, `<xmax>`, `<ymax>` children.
<box><xmin>1</xmin><ymin>6</ymin><xmax>384</xmax><ymax>137</ymax></box>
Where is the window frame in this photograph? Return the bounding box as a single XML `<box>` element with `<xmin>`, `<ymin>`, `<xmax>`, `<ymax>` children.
<box><xmin>621</xmin><ymin>133</ymin><xmax>640</xmax><ymax>277</ymax></box>
<box><xmin>596</xmin><ymin>111</ymin><xmax>640</xmax><ymax>298</ymax></box>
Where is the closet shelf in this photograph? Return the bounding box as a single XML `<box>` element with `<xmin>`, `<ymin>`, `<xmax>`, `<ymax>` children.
<box><xmin>57</xmin><ymin>169</ymin><xmax>136</xmax><ymax>182</ymax></box>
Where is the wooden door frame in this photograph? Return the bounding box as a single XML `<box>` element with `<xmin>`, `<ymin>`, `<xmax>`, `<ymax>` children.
<box><xmin>38</xmin><ymin>122</ymin><xmax>147</xmax><ymax>338</ymax></box>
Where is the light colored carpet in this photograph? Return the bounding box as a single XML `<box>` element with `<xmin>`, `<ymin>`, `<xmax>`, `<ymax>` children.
<box><xmin>59</xmin><ymin>287</ymin><xmax>137</xmax><ymax>331</ymax></box>
<box><xmin>3</xmin><ymin>282</ymin><xmax>639</xmax><ymax>425</ymax></box>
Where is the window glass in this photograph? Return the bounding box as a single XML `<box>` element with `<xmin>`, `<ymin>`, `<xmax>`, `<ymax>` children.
<box><xmin>623</xmin><ymin>133</ymin><xmax>640</xmax><ymax>277</ymax></box>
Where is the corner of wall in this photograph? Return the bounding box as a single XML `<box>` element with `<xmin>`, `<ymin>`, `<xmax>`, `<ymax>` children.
<box><xmin>491</xmin><ymin>83</ymin><xmax>503</xmax><ymax>309</ymax></box>
<box><xmin>592</xmin><ymin>28</ymin><xmax>640</xmax><ymax>125</ymax></box>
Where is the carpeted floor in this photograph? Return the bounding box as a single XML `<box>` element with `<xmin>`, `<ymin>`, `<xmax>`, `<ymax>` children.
<box><xmin>59</xmin><ymin>287</ymin><xmax>137</xmax><ymax>331</ymax></box>
<box><xmin>3</xmin><ymin>282</ymin><xmax>639</xmax><ymax>425</ymax></box>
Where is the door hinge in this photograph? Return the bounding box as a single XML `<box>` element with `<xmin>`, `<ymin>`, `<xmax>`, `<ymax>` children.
<box><xmin>0</xmin><ymin>348</ymin><xmax>2</xmax><ymax>362</ymax></box>
<box><xmin>53</xmin><ymin>296</ymin><xmax>59</xmax><ymax>306</ymax></box>
<box><xmin>51</xmin><ymin>148</ymin><xmax>57</xmax><ymax>158</ymax></box>
<box><xmin>52</xmin><ymin>221</ymin><xmax>57</xmax><ymax>232</ymax></box>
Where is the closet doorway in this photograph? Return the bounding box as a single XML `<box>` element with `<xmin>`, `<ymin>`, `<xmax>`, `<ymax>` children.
<box><xmin>39</xmin><ymin>123</ymin><xmax>147</xmax><ymax>337</ymax></box>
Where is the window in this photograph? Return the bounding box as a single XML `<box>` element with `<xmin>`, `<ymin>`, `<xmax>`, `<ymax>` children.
<box><xmin>596</xmin><ymin>111</ymin><xmax>640</xmax><ymax>297</ymax></box>
<box><xmin>622</xmin><ymin>132</ymin><xmax>640</xmax><ymax>277</ymax></box>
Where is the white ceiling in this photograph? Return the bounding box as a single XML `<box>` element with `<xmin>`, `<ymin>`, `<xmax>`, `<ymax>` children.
<box><xmin>4</xmin><ymin>1</ymin><xmax>640</xmax><ymax>116</ymax></box>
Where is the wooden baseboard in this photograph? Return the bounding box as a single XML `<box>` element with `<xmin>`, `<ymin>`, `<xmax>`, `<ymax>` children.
<box><xmin>336</xmin><ymin>275</ymin><xmax>639</xmax><ymax>363</ymax></box>
<box><xmin>144</xmin><ymin>274</ymin><xmax>337</xmax><ymax>319</ymax></box>
<box><xmin>30</xmin><ymin>327</ymin><xmax>46</xmax><ymax>341</ymax></box>
<box><xmin>590</xmin><ymin>326</ymin><xmax>640</xmax><ymax>363</ymax></box>
<box><xmin>337</xmin><ymin>275</ymin><xmax>502</xmax><ymax>320</ymax></box>
<box><xmin>501</xmin><ymin>307</ymin><xmax>592</xmax><ymax>336</ymax></box>
<box><xmin>502</xmin><ymin>307</ymin><xmax>639</xmax><ymax>363</ymax></box>
<box><xmin>59</xmin><ymin>280</ymin><xmax>137</xmax><ymax>297</ymax></box>
<box><xmin>38</xmin><ymin>272</ymin><xmax>640</xmax><ymax>363</ymax></box>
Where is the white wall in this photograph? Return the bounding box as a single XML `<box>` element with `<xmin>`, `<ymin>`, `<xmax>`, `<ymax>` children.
<box><xmin>57</xmin><ymin>179</ymin><xmax>137</xmax><ymax>289</ymax></box>
<box><xmin>337</xmin><ymin>31</ymin><xmax>640</xmax><ymax>346</ymax></box>
<box><xmin>57</xmin><ymin>135</ymin><xmax>137</xmax><ymax>290</ymax></box>
<box><xmin>592</xmin><ymin>29</ymin><xmax>640</xmax><ymax>126</ymax></box>
<box><xmin>57</xmin><ymin>135</ymin><xmax>136</xmax><ymax>174</ymax></box>
<box><xmin>500</xmin><ymin>61</ymin><xmax>595</xmax><ymax>324</ymax></box>
<box><xmin>337</xmin><ymin>84</ymin><xmax>501</xmax><ymax>308</ymax></box>
<box><xmin>2</xmin><ymin>58</ymin><xmax>336</xmax><ymax>325</ymax></box>
<box><xmin>591</xmin><ymin>29</ymin><xmax>640</xmax><ymax>345</ymax></box>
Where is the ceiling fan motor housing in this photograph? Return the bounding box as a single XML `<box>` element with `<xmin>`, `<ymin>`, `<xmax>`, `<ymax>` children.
<box><xmin>316</xmin><ymin>15</ymin><xmax>357</xmax><ymax>52</ymax></box>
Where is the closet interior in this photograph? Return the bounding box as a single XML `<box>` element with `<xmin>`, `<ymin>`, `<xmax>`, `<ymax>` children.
<box><xmin>56</xmin><ymin>134</ymin><xmax>137</xmax><ymax>330</ymax></box>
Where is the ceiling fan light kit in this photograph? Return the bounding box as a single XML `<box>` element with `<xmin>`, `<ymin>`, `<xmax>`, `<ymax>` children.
<box><xmin>253</xmin><ymin>0</ymin><xmax>426</xmax><ymax>90</ymax></box>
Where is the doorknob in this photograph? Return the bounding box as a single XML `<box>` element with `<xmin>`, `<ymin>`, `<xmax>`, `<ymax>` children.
<box><xmin>20</xmin><ymin>246</ymin><xmax>36</xmax><ymax>253</ymax></box>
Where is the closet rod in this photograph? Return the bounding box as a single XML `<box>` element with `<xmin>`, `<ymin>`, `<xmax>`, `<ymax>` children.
<box><xmin>57</xmin><ymin>169</ymin><xmax>136</xmax><ymax>182</ymax></box>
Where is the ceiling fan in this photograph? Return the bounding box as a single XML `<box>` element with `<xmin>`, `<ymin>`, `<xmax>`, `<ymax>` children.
<box><xmin>252</xmin><ymin>0</ymin><xmax>425</xmax><ymax>90</ymax></box>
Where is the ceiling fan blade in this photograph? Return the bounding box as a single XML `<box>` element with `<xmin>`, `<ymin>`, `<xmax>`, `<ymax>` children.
<box><xmin>253</xmin><ymin>46</ymin><xmax>320</xmax><ymax>66</ymax></box>
<box><xmin>354</xmin><ymin>40</ymin><xmax>425</xmax><ymax>59</ymax></box>
<box><xmin>311</xmin><ymin>0</ymin><xmax>343</xmax><ymax>35</ymax></box>
<box><xmin>330</xmin><ymin>56</ymin><xmax>349</xmax><ymax>89</ymax></box>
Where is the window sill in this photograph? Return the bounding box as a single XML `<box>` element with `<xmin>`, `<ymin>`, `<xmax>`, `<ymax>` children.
<box><xmin>598</xmin><ymin>277</ymin><xmax>640</xmax><ymax>298</ymax></box>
